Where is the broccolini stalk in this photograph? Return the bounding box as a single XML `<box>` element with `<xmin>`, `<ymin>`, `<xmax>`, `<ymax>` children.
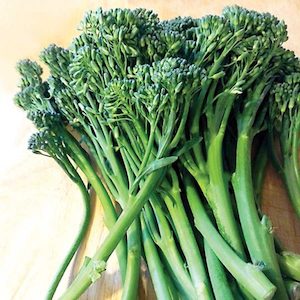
<box><xmin>179</xmin><ymin>9</ymin><xmax>260</xmax><ymax>259</ymax></box>
<box><xmin>204</xmin><ymin>239</ymin><xmax>234</xmax><ymax>300</ymax></box>
<box><xmin>143</xmin><ymin>199</ymin><xmax>197</xmax><ymax>299</ymax></box>
<box><xmin>15</xmin><ymin>59</ymin><xmax>127</xmax><ymax>293</ymax></box>
<box><xmin>40</xmin><ymin>40</ymin><xmax>143</xmax><ymax>299</ymax></box>
<box><xmin>182</xmin><ymin>6</ymin><xmax>286</xmax><ymax>260</ymax></box>
<box><xmin>140</xmin><ymin>215</ymin><xmax>174</xmax><ymax>300</ymax></box>
<box><xmin>182</xmin><ymin>172</ymin><xmax>276</xmax><ymax>300</ymax></box>
<box><xmin>40</xmin><ymin>10</ymin><xmax>191</xmax><ymax>295</ymax></box>
<box><xmin>278</xmin><ymin>252</ymin><xmax>300</xmax><ymax>281</ymax></box>
<box><xmin>117</xmin><ymin>61</ymin><xmax>211</xmax><ymax>297</ymax></box>
<box><xmin>28</xmin><ymin>129</ymin><xmax>91</xmax><ymax>300</ymax></box>
<box><xmin>179</xmin><ymin>7</ymin><xmax>289</xmax><ymax>299</ymax></box>
<box><xmin>268</xmin><ymin>73</ymin><xmax>300</xmax><ymax>218</ymax></box>
<box><xmin>58</xmin><ymin>57</ymin><xmax>202</xmax><ymax>299</ymax></box>
<box><xmin>231</xmin><ymin>53</ymin><xmax>291</xmax><ymax>300</ymax></box>
<box><xmin>252</xmin><ymin>138</ymin><xmax>269</xmax><ymax>207</ymax></box>
<box><xmin>207</xmin><ymin>7</ymin><xmax>287</xmax><ymax>260</ymax></box>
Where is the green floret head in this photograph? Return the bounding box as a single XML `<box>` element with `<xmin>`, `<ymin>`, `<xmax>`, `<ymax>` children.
<box><xmin>132</xmin><ymin>57</ymin><xmax>205</xmax><ymax>154</ymax></box>
<box><xmin>270</xmin><ymin>73</ymin><xmax>300</xmax><ymax>140</ymax></box>
<box><xmin>28</xmin><ymin>128</ymin><xmax>65</xmax><ymax>159</ymax></box>
<box><xmin>189</xmin><ymin>15</ymin><xmax>233</xmax><ymax>66</ymax></box>
<box><xmin>16</xmin><ymin>59</ymin><xmax>43</xmax><ymax>89</ymax></box>
<box><xmin>28</xmin><ymin>110</ymin><xmax>61</xmax><ymax>130</ymax></box>
<box><xmin>75</xmin><ymin>7</ymin><xmax>161</xmax><ymax>65</ymax></box>
<box><xmin>15</xmin><ymin>59</ymin><xmax>55</xmax><ymax>114</ymax></box>
<box><xmin>222</xmin><ymin>5</ymin><xmax>287</xmax><ymax>43</ymax></box>
<box><xmin>14</xmin><ymin>82</ymin><xmax>49</xmax><ymax>110</ymax></box>
<box><xmin>28</xmin><ymin>130</ymin><xmax>53</xmax><ymax>155</ymax></box>
<box><xmin>100</xmin><ymin>78</ymin><xmax>136</xmax><ymax>122</ymax></box>
<box><xmin>40</xmin><ymin>44</ymin><xmax>71</xmax><ymax>81</ymax></box>
<box><xmin>161</xmin><ymin>16</ymin><xmax>198</xmax><ymax>34</ymax></box>
<box><xmin>132</xmin><ymin>58</ymin><xmax>204</xmax><ymax>115</ymax></box>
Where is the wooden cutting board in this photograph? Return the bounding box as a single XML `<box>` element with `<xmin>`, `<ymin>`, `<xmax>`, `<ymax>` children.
<box><xmin>0</xmin><ymin>1</ymin><xmax>299</xmax><ymax>299</ymax></box>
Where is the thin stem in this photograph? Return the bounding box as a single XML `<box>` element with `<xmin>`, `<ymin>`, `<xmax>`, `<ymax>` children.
<box><xmin>253</xmin><ymin>138</ymin><xmax>268</xmax><ymax>206</ymax></box>
<box><xmin>204</xmin><ymin>239</ymin><xmax>234</xmax><ymax>300</ymax></box>
<box><xmin>61</xmin><ymin>129</ymin><xmax>127</xmax><ymax>280</ymax></box>
<box><xmin>140</xmin><ymin>214</ymin><xmax>172</xmax><ymax>300</ymax></box>
<box><xmin>283</xmin><ymin>154</ymin><xmax>300</xmax><ymax>218</ymax></box>
<box><xmin>58</xmin><ymin>169</ymin><xmax>166</xmax><ymax>299</ymax></box>
<box><xmin>291</xmin><ymin>120</ymin><xmax>300</xmax><ymax>185</ymax></box>
<box><xmin>46</xmin><ymin>159</ymin><xmax>91</xmax><ymax>300</ymax></box>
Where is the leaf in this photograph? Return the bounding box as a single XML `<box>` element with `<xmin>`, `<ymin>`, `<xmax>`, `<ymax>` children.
<box><xmin>131</xmin><ymin>156</ymin><xmax>178</xmax><ymax>192</ymax></box>
<box><xmin>173</xmin><ymin>137</ymin><xmax>202</xmax><ymax>157</ymax></box>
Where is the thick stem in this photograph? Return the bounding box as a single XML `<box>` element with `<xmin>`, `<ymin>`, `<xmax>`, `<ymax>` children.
<box><xmin>232</xmin><ymin>134</ymin><xmax>288</xmax><ymax>300</ymax></box>
<box><xmin>58</xmin><ymin>170</ymin><xmax>164</xmax><ymax>299</ymax></box>
<box><xmin>206</xmin><ymin>132</ymin><xmax>245</xmax><ymax>258</ymax></box>
<box><xmin>278</xmin><ymin>252</ymin><xmax>300</xmax><ymax>281</ymax></box>
<box><xmin>183</xmin><ymin>173</ymin><xmax>276</xmax><ymax>300</ymax></box>
<box><xmin>284</xmin><ymin>280</ymin><xmax>300</xmax><ymax>300</ymax></box>
<box><xmin>162</xmin><ymin>172</ymin><xmax>212</xmax><ymax>299</ymax></box>
<box><xmin>121</xmin><ymin>220</ymin><xmax>141</xmax><ymax>300</ymax></box>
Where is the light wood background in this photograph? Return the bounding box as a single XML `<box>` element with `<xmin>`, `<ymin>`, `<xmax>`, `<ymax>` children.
<box><xmin>0</xmin><ymin>1</ymin><xmax>299</xmax><ymax>299</ymax></box>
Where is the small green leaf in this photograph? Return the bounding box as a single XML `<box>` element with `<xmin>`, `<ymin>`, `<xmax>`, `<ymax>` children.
<box><xmin>131</xmin><ymin>156</ymin><xmax>178</xmax><ymax>191</ymax></box>
<box><xmin>173</xmin><ymin>137</ymin><xmax>202</xmax><ymax>157</ymax></box>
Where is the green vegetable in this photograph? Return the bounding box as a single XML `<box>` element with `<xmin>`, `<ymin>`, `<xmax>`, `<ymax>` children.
<box><xmin>268</xmin><ymin>72</ymin><xmax>300</xmax><ymax>218</ymax></box>
<box><xmin>14</xmin><ymin>5</ymin><xmax>300</xmax><ymax>300</ymax></box>
<box><xmin>278</xmin><ymin>252</ymin><xmax>300</xmax><ymax>281</ymax></box>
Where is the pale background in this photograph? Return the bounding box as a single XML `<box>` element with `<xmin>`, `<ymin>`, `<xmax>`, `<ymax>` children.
<box><xmin>0</xmin><ymin>0</ymin><xmax>299</xmax><ymax>299</ymax></box>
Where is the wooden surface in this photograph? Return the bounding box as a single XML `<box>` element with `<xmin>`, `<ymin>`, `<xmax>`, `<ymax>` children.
<box><xmin>0</xmin><ymin>1</ymin><xmax>299</xmax><ymax>299</ymax></box>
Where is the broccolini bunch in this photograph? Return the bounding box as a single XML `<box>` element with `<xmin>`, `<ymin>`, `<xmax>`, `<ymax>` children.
<box><xmin>14</xmin><ymin>5</ymin><xmax>300</xmax><ymax>300</ymax></box>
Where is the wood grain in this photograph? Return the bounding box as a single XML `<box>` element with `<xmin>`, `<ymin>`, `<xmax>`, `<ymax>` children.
<box><xmin>0</xmin><ymin>1</ymin><xmax>299</xmax><ymax>299</ymax></box>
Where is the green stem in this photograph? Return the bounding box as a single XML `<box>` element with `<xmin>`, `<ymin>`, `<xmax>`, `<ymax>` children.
<box><xmin>278</xmin><ymin>252</ymin><xmax>300</xmax><ymax>281</ymax></box>
<box><xmin>61</xmin><ymin>130</ymin><xmax>127</xmax><ymax>281</ymax></box>
<box><xmin>284</xmin><ymin>279</ymin><xmax>300</xmax><ymax>300</ymax></box>
<box><xmin>232</xmin><ymin>133</ymin><xmax>288</xmax><ymax>300</ymax></box>
<box><xmin>140</xmin><ymin>214</ymin><xmax>172</xmax><ymax>300</ymax></box>
<box><xmin>204</xmin><ymin>239</ymin><xmax>234</xmax><ymax>300</ymax></box>
<box><xmin>161</xmin><ymin>170</ymin><xmax>212</xmax><ymax>299</ymax></box>
<box><xmin>75</xmin><ymin>137</ymin><xmax>141</xmax><ymax>299</ymax></box>
<box><xmin>253</xmin><ymin>139</ymin><xmax>268</xmax><ymax>206</ymax></box>
<box><xmin>58</xmin><ymin>170</ymin><xmax>165</xmax><ymax>299</ymax></box>
<box><xmin>283</xmin><ymin>155</ymin><xmax>300</xmax><ymax>218</ymax></box>
<box><xmin>291</xmin><ymin>120</ymin><xmax>300</xmax><ymax>184</ymax></box>
<box><xmin>206</xmin><ymin>132</ymin><xmax>245</xmax><ymax>258</ymax></box>
<box><xmin>121</xmin><ymin>220</ymin><xmax>141</xmax><ymax>300</ymax></box>
<box><xmin>183</xmin><ymin>173</ymin><xmax>276</xmax><ymax>300</ymax></box>
<box><xmin>46</xmin><ymin>165</ymin><xmax>90</xmax><ymax>300</ymax></box>
<box><xmin>145</xmin><ymin>197</ymin><xmax>197</xmax><ymax>299</ymax></box>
